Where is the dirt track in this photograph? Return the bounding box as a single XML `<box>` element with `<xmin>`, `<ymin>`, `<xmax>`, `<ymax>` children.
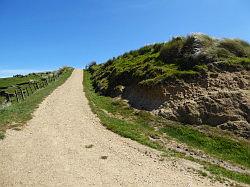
<box><xmin>0</xmin><ymin>70</ymin><xmax>224</xmax><ymax>186</ymax></box>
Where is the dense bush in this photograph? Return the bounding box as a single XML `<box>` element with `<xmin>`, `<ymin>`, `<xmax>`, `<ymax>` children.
<box><xmin>159</xmin><ymin>34</ymin><xmax>217</xmax><ymax>70</ymax></box>
<box><xmin>219</xmin><ymin>39</ymin><xmax>250</xmax><ymax>57</ymax></box>
<box><xmin>87</xmin><ymin>61</ymin><xmax>97</xmax><ymax>73</ymax></box>
<box><xmin>159</xmin><ymin>37</ymin><xmax>185</xmax><ymax>63</ymax></box>
<box><xmin>151</xmin><ymin>43</ymin><xmax>164</xmax><ymax>53</ymax></box>
<box><xmin>138</xmin><ymin>45</ymin><xmax>153</xmax><ymax>55</ymax></box>
<box><xmin>159</xmin><ymin>34</ymin><xmax>250</xmax><ymax>70</ymax></box>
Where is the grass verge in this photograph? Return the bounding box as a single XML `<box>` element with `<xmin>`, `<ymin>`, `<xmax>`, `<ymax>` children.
<box><xmin>83</xmin><ymin>70</ymin><xmax>163</xmax><ymax>150</ymax></box>
<box><xmin>160</xmin><ymin>125</ymin><xmax>250</xmax><ymax>168</ymax></box>
<box><xmin>205</xmin><ymin>164</ymin><xmax>250</xmax><ymax>184</ymax></box>
<box><xmin>0</xmin><ymin>68</ymin><xmax>73</xmax><ymax>133</ymax></box>
<box><xmin>83</xmin><ymin>70</ymin><xmax>250</xmax><ymax>185</ymax></box>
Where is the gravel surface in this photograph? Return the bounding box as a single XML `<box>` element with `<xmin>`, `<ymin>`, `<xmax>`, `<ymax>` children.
<box><xmin>0</xmin><ymin>70</ymin><xmax>225</xmax><ymax>186</ymax></box>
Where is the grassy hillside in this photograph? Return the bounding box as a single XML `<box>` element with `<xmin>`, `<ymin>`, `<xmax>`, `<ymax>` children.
<box><xmin>84</xmin><ymin>34</ymin><xmax>250</xmax><ymax>184</ymax></box>
<box><xmin>0</xmin><ymin>69</ymin><xmax>67</xmax><ymax>105</ymax></box>
<box><xmin>89</xmin><ymin>34</ymin><xmax>250</xmax><ymax>95</ymax></box>
<box><xmin>0</xmin><ymin>75</ymin><xmax>39</xmax><ymax>88</ymax></box>
<box><xmin>83</xmin><ymin>71</ymin><xmax>250</xmax><ymax>185</ymax></box>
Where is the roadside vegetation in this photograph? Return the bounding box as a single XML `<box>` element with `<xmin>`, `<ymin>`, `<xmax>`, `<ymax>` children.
<box><xmin>205</xmin><ymin>164</ymin><xmax>250</xmax><ymax>184</ymax></box>
<box><xmin>84</xmin><ymin>70</ymin><xmax>250</xmax><ymax>185</ymax></box>
<box><xmin>0</xmin><ymin>67</ymin><xmax>73</xmax><ymax>136</ymax></box>
<box><xmin>160</xmin><ymin>125</ymin><xmax>250</xmax><ymax>168</ymax></box>
<box><xmin>88</xmin><ymin>34</ymin><xmax>250</xmax><ymax>95</ymax></box>
<box><xmin>83</xmin><ymin>71</ymin><xmax>163</xmax><ymax>150</ymax></box>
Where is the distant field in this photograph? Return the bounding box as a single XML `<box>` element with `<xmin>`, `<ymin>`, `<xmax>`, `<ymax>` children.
<box><xmin>0</xmin><ymin>72</ymin><xmax>55</xmax><ymax>94</ymax></box>
<box><xmin>0</xmin><ymin>70</ymin><xmax>63</xmax><ymax>105</ymax></box>
<box><xmin>0</xmin><ymin>74</ymin><xmax>41</xmax><ymax>88</ymax></box>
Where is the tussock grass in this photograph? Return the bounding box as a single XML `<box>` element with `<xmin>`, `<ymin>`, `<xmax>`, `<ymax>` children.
<box><xmin>88</xmin><ymin>34</ymin><xmax>250</xmax><ymax>96</ymax></box>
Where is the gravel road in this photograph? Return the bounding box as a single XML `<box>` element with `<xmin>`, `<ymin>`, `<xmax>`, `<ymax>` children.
<box><xmin>0</xmin><ymin>70</ymin><xmax>224</xmax><ymax>186</ymax></box>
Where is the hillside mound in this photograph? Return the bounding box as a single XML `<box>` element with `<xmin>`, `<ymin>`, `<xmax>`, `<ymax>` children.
<box><xmin>89</xmin><ymin>34</ymin><xmax>250</xmax><ymax>139</ymax></box>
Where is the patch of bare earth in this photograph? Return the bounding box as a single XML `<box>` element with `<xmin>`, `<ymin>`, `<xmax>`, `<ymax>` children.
<box><xmin>0</xmin><ymin>70</ymin><xmax>225</xmax><ymax>186</ymax></box>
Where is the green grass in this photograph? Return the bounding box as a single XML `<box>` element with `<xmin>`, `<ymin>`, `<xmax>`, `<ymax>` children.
<box><xmin>0</xmin><ymin>70</ymin><xmax>64</xmax><ymax>98</ymax></box>
<box><xmin>84</xmin><ymin>70</ymin><xmax>250</xmax><ymax>185</ymax></box>
<box><xmin>160</xmin><ymin>125</ymin><xmax>250</xmax><ymax>168</ymax></box>
<box><xmin>84</xmin><ymin>70</ymin><xmax>163</xmax><ymax>150</ymax></box>
<box><xmin>205</xmin><ymin>164</ymin><xmax>250</xmax><ymax>184</ymax></box>
<box><xmin>0</xmin><ymin>74</ymin><xmax>41</xmax><ymax>88</ymax></box>
<box><xmin>88</xmin><ymin>67</ymin><xmax>250</xmax><ymax>169</ymax></box>
<box><xmin>86</xmin><ymin>71</ymin><xmax>250</xmax><ymax>169</ymax></box>
<box><xmin>185</xmin><ymin>155</ymin><xmax>250</xmax><ymax>184</ymax></box>
<box><xmin>0</xmin><ymin>68</ymin><xmax>73</xmax><ymax>132</ymax></box>
<box><xmin>219</xmin><ymin>57</ymin><xmax>250</xmax><ymax>69</ymax></box>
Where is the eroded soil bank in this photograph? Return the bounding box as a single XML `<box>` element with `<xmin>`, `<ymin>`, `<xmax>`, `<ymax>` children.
<box><xmin>122</xmin><ymin>70</ymin><xmax>250</xmax><ymax>139</ymax></box>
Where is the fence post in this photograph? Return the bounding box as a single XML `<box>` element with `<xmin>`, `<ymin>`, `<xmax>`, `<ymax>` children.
<box><xmin>14</xmin><ymin>90</ymin><xmax>19</xmax><ymax>102</ymax></box>
<box><xmin>7</xmin><ymin>93</ymin><xmax>11</xmax><ymax>103</ymax></box>
<box><xmin>29</xmin><ymin>84</ymin><xmax>33</xmax><ymax>93</ymax></box>
<box><xmin>26</xmin><ymin>88</ymin><xmax>29</xmax><ymax>96</ymax></box>
<box><xmin>19</xmin><ymin>88</ymin><xmax>25</xmax><ymax>100</ymax></box>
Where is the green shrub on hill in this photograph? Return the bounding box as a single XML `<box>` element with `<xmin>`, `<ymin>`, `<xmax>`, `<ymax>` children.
<box><xmin>159</xmin><ymin>37</ymin><xmax>185</xmax><ymax>63</ymax></box>
<box><xmin>219</xmin><ymin>39</ymin><xmax>250</xmax><ymax>57</ymax></box>
<box><xmin>88</xmin><ymin>34</ymin><xmax>250</xmax><ymax>95</ymax></box>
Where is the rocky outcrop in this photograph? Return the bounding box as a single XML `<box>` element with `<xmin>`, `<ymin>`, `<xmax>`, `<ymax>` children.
<box><xmin>121</xmin><ymin>71</ymin><xmax>250</xmax><ymax>139</ymax></box>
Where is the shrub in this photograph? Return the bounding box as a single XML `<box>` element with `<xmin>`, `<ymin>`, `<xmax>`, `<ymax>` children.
<box><xmin>138</xmin><ymin>45</ymin><xmax>153</xmax><ymax>55</ymax></box>
<box><xmin>181</xmin><ymin>34</ymin><xmax>213</xmax><ymax>55</ymax></box>
<box><xmin>213</xmin><ymin>47</ymin><xmax>233</xmax><ymax>58</ymax></box>
<box><xmin>87</xmin><ymin>61</ymin><xmax>97</xmax><ymax>73</ymax></box>
<box><xmin>159</xmin><ymin>37</ymin><xmax>185</xmax><ymax>63</ymax></box>
<box><xmin>160</xmin><ymin>34</ymin><xmax>215</xmax><ymax>70</ymax></box>
<box><xmin>152</xmin><ymin>43</ymin><xmax>164</xmax><ymax>53</ymax></box>
<box><xmin>13</xmin><ymin>74</ymin><xmax>24</xmax><ymax>78</ymax></box>
<box><xmin>178</xmin><ymin>34</ymin><xmax>216</xmax><ymax>69</ymax></box>
<box><xmin>219</xmin><ymin>39</ymin><xmax>250</xmax><ymax>57</ymax></box>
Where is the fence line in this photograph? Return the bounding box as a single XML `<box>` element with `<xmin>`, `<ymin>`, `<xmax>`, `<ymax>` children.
<box><xmin>0</xmin><ymin>73</ymin><xmax>62</xmax><ymax>107</ymax></box>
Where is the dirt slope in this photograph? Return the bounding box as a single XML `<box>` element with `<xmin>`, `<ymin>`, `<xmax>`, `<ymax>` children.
<box><xmin>0</xmin><ymin>70</ymin><xmax>224</xmax><ymax>186</ymax></box>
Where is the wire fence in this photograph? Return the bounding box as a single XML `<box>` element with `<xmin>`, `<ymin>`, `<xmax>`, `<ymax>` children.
<box><xmin>0</xmin><ymin>74</ymin><xmax>60</xmax><ymax>109</ymax></box>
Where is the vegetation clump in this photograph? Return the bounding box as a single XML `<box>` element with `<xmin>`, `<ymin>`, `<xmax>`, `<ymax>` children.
<box><xmin>88</xmin><ymin>33</ymin><xmax>250</xmax><ymax>95</ymax></box>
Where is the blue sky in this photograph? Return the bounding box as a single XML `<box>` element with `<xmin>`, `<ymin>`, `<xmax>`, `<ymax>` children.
<box><xmin>0</xmin><ymin>0</ymin><xmax>250</xmax><ymax>77</ymax></box>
